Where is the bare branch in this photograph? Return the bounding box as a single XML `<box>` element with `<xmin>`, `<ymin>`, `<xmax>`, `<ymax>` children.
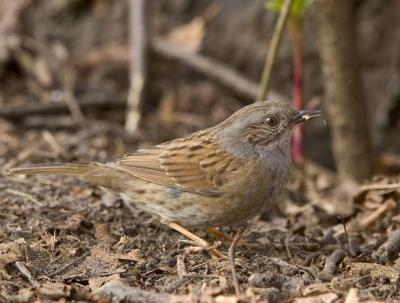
<box><xmin>152</xmin><ymin>37</ymin><xmax>288</xmax><ymax>103</ymax></box>
<box><xmin>125</xmin><ymin>0</ymin><xmax>148</xmax><ymax>134</ymax></box>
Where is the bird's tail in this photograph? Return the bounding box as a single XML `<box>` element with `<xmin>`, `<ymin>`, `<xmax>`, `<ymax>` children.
<box><xmin>8</xmin><ymin>163</ymin><xmax>96</xmax><ymax>176</ymax></box>
<box><xmin>7</xmin><ymin>163</ymin><xmax>130</xmax><ymax>190</ymax></box>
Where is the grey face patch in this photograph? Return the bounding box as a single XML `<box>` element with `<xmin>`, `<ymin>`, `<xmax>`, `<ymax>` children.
<box><xmin>167</xmin><ymin>187</ymin><xmax>182</xmax><ymax>199</ymax></box>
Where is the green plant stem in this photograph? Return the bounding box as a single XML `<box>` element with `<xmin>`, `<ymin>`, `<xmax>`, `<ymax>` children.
<box><xmin>257</xmin><ymin>0</ymin><xmax>294</xmax><ymax>101</ymax></box>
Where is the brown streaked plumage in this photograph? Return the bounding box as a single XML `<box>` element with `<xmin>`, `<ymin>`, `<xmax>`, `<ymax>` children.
<box><xmin>8</xmin><ymin>100</ymin><xmax>322</xmax><ymax>295</ymax></box>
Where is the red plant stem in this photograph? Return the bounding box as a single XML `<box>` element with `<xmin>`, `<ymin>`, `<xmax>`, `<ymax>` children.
<box><xmin>288</xmin><ymin>16</ymin><xmax>304</xmax><ymax>163</ymax></box>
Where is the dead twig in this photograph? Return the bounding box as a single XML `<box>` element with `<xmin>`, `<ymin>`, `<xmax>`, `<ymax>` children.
<box><xmin>338</xmin><ymin>215</ymin><xmax>351</xmax><ymax>253</ymax></box>
<box><xmin>63</xmin><ymin>71</ymin><xmax>85</xmax><ymax>125</ymax></box>
<box><xmin>320</xmin><ymin>248</ymin><xmax>347</xmax><ymax>281</ymax></box>
<box><xmin>160</xmin><ymin>274</ymin><xmax>219</xmax><ymax>294</ymax></box>
<box><xmin>248</xmin><ymin>272</ymin><xmax>285</xmax><ymax>288</ymax></box>
<box><xmin>151</xmin><ymin>37</ymin><xmax>288</xmax><ymax>103</ymax></box>
<box><xmin>161</xmin><ymin>276</ymin><xmax>192</xmax><ymax>293</ymax></box>
<box><xmin>96</xmin><ymin>279</ymin><xmax>191</xmax><ymax>303</ymax></box>
<box><xmin>41</xmin><ymin>130</ymin><xmax>68</xmax><ymax>159</ymax></box>
<box><xmin>284</xmin><ymin>219</ymin><xmax>293</xmax><ymax>259</ymax></box>
<box><xmin>6</xmin><ymin>188</ymin><xmax>42</xmax><ymax>206</ymax></box>
<box><xmin>63</xmin><ymin>90</ymin><xmax>85</xmax><ymax>125</ymax></box>
<box><xmin>269</xmin><ymin>257</ymin><xmax>319</xmax><ymax>280</ymax></box>
<box><xmin>372</xmin><ymin>230</ymin><xmax>400</xmax><ymax>264</ymax></box>
<box><xmin>38</xmin><ymin>282</ymin><xmax>101</xmax><ymax>302</ymax></box>
<box><xmin>53</xmin><ymin>42</ymin><xmax>85</xmax><ymax>125</ymax></box>
<box><xmin>257</xmin><ymin>0</ymin><xmax>294</xmax><ymax>100</ymax></box>
<box><xmin>125</xmin><ymin>0</ymin><xmax>148</xmax><ymax>134</ymax></box>
<box><xmin>73</xmin><ymin>45</ymin><xmax>129</xmax><ymax>67</ymax></box>
<box><xmin>0</xmin><ymin>0</ymin><xmax>30</xmax><ymax>66</ymax></box>
<box><xmin>354</xmin><ymin>199</ymin><xmax>397</xmax><ymax>231</ymax></box>
<box><xmin>74</xmin><ymin>39</ymin><xmax>289</xmax><ymax>102</ymax></box>
<box><xmin>0</xmin><ymin>97</ymin><xmax>125</xmax><ymax>120</ymax></box>
<box><xmin>350</xmin><ymin>262</ymin><xmax>399</xmax><ymax>284</ymax></box>
<box><xmin>47</xmin><ymin>251</ymin><xmax>90</xmax><ymax>278</ymax></box>
<box><xmin>14</xmin><ymin>261</ymin><xmax>38</xmax><ymax>287</ymax></box>
<box><xmin>359</xmin><ymin>182</ymin><xmax>400</xmax><ymax>191</ymax></box>
<box><xmin>176</xmin><ymin>255</ymin><xmax>186</xmax><ymax>278</ymax></box>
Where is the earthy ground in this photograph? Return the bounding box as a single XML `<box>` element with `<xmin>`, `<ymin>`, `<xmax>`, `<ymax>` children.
<box><xmin>1</xmin><ymin>119</ymin><xmax>400</xmax><ymax>302</ymax></box>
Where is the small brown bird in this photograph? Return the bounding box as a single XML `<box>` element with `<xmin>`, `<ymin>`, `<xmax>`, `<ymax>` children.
<box><xmin>8</xmin><ymin>101</ymin><xmax>321</xmax><ymax>295</ymax></box>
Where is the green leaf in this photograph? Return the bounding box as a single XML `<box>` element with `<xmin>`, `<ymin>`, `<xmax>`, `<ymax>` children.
<box><xmin>265</xmin><ymin>0</ymin><xmax>313</xmax><ymax>17</ymax></box>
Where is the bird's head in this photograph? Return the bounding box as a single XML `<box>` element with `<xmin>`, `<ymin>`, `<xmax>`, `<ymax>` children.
<box><xmin>215</xmin><ymin>101</ymin><xmax>322</xmax><ymax>159</ymax></box>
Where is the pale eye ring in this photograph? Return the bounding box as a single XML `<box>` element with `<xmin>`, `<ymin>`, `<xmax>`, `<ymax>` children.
<box><xmin>266</xmin><ymin>116</ymin><xmax>279</xmax><ymax>128</ymax></box>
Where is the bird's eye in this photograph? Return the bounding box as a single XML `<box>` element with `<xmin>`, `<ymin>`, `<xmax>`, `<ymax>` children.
<box><xmin>266</xmin><ymin>116</ymin><xmax>279</xmax><ymax>128</ymax></box>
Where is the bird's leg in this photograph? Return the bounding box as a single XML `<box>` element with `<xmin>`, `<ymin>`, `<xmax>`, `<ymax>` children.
<box><xmin>207</xmin><ymin>227</ymin><xmax>257</xmax><ymax>247</ymax></box>
<box><xmin>228</xmin><ymin>225</ymin><xmax>245</xmax><ymax>296</ymax></box>
<box><xmin>167</xmin><ymin>222</ymin><xmax>227</xmax><ymax>259</ymax></box>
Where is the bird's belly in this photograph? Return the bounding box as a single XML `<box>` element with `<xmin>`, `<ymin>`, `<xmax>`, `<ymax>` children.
<box><xmin>122</xmin><ymin>180</ymin><xmax>271</xmax><ymax>228</ymax></box>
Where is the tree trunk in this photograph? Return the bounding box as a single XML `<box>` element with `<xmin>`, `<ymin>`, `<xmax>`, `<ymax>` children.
<box><xmin>314</xmin><ymin>0</ymin><xmax>372</xmax><ymax>183</ymax></box>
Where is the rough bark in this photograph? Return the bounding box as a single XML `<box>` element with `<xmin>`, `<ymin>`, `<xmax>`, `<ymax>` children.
<box><xmin>314</xmin><ymin>0</ymin><xmax>372</xmax><ymax>182</ymax></box>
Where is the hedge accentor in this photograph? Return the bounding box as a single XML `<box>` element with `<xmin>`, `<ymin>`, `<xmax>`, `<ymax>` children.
<box><xmin>9</xmin><ymin>101</ymin><xmax>322</xmax><ymax>295</ymax></box>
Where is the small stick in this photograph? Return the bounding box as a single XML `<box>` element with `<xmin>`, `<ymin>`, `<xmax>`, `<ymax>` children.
<box><xmin>41</xmin><ymin>130</ymin><xmax>68</xmax><ymax>158</ymax></box>
<box><xmin>63</xmin><ymin>91</ymin><xmax>85</xmax><ymax>125</ymax></box>
<box><xmin>161</xmin><ymin>276</ymin><xmax>191</xmax><ymax>293</ymax></box>
<box><xmin>73</xmin><ymin>40</ymin><xmax>288</xmax><ymax>102</ymax></box>
<box><xmin>6</xmin><ymin>189</ymin><xmax>42</xmax><ymax>206</ymax></box>
<box><xmin>14</xmin><ymin>261</ymin><xmax>38</xmax><ymax>287</ymax></box>
<box><xmin>284</xmin><ymin>219</ymin><xmax>293</xmax><ymax>259</ymax></box>
<box><xmin>372</xmin><ymin>230</ymin><xmax>400</xmax><ymax>264</ymax></box>
<box><xmin>320</xmin><ymin>248</ymin><xmax>346</xmax><ymax>281</ymax></box>
<box><xmin>61</xmin><ymin>50</ymin><xmax>85</xmax><ymax>125</ymax></box>
<box><xmin>47</xmin><ymin>251</ymin><xmax>90</xmax><ymax>278</ymax></box>
<box><xmin>151</xmin><ymin>38</ymin><xmax>288</xmax><ymax>103</ymax></box>
<box><xmin>359</xmin><ymin>183</ymin><xmax>400</xmax><ymax>191</ymax></box>
<box><xmin>125</xmin><ymin>0</ymin><xmax>148</xmax><ymax>134</ymax></box>
<box><xmin>269</xmin><ymin>257</ymin><xmax>319</xmax><ymax>280</ymax></box>
<box><xmin>257</xmin><ymin>0</ymin><xmax>294</xmax><ymax>100</ymax></box>
<box><xmin>190</xmin><ymin>258</ymin><xmax>218</xmax><ymax>271</ymax></box>
<box><xmin>0</xmin><ymin>98</ymin><xmax>126</xmax><ymax>120</ymax></box>
<box><xmin>356</xmin><ymin>199</ymin><xmax>396</xmax><ymax>231</ymax></box>
<box><xmin>176</xmin><ymin>255</ymin><xmax>186</xmax><ymax>278</ymax></box>
<box><xmin>338</xmin><ymin>216</ymin><xmax>350</xmax><ymax>252</ymax></box>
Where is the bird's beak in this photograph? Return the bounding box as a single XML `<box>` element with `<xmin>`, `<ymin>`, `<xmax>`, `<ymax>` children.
<box><xmin>292</xmin><ymin>110</ymin><xmax>323</xmax><ymax>124</ymax></box>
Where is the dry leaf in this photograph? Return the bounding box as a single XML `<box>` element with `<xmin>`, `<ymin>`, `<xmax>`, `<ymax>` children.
<box><xmin>89</xmin><ymin>273</ymin><xmax>121</xmax><ymax>291</ymax></box>
<box><xmin>166</xmin><ymin>17</ymin><xmax>205</xmax><ymax>52</ymax></box>
<box><xmin>34</xmin><ymin>57</ymin><xmax>53</xmax><ymax>87</ymax></box>
<box><xmin>350</xmin><ymin>262</ymin><xmax>399</xmax><ymax>283</ymax></box>
<box><xmin>95</xmin><ymin>223</ymin><xmax>115</xmax><ymax>245</ymax></box>
<box><xmin>302</xmin><ymin>283</ymin><xmax>331</xmax><ymax>296</ymax></box>
<box><xmin>0</xmin><ymin>238</ymin><xmax>26</xmax><ymax>279</ymax></box>
<box><xmin>113</xmin><ymin>250</ymin><xmax>142</xmax><ymax>262</ymax></box>
<box><xmin>344</xmin><ymin>288</ymin><xmax>359</xmax><ymax>303</ymax></box>
<box><xmin>295</xmin><ymin>292</ymin><xmax>338</xmax><ymax>303</ymax></box>
<box><xmin>54</xmin><ymin>213</ymin><xmax>84</xmax><ymax>230</ymax></box>
<box><xmin>0</xmin><ymin>0</ymin><xmax>30</xmax><ymax>63</ymax></box>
